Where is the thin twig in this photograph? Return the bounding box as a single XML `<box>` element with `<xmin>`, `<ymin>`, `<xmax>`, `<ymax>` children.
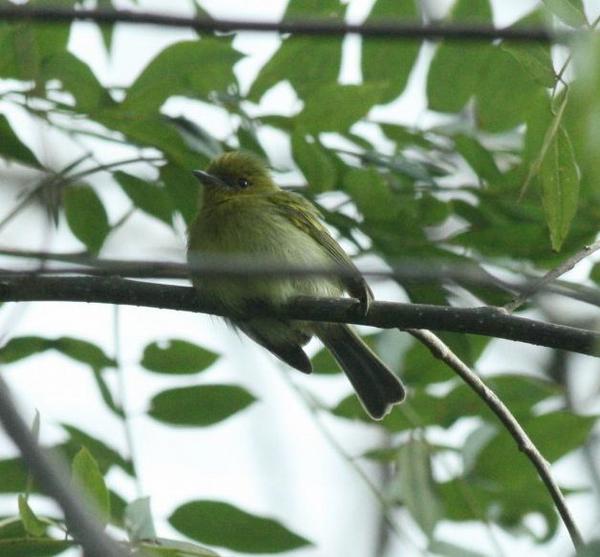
<box><xmin>406</xmin><ymin>328</ymin><xmax>584</xmax><ymax>550</ymax></box>
<box><xmin>2</xmin><ymin>250</ymin><xmax>600</xmax><ymax>308</ymax></box>
<box><xmin>0</xmin><ymin>156</ymin><xmax>163</xmax><ymax>233</ymax></box>
<box><xmin>112</xmin><ymin>306</ymin><xmax>142</xmax><ymax>497</ymax></box>
<box><xmin>0</xmin><ymin>249</ymin><xmax>565</xmax><ymax>298</ymax></box>
<box><xmin>504</xmin><ymin>238</ymin><xmax>600</xmax><ymax>312</ymax></box>
<box><xmin>278</xmin><ymin>370</ymin><xmax>426</xmax><ymax>554</ymax></box>
<box><xmin>0</xmin><ymin>275</ymin><xmax>599</xmax><ymax>358</ymax></box>
<box><xmin>0</xmin><ymin>375</ymin><xmax>128</xmax><ymax>557</ymax></box>
<box><xmin>65</xmin><ymin>156</ymin><xmax>164</xmax><ymax>183</ymax></box>
<box><xmin>0</xmin><ymin>6</ymin><xmax>570</xmax><ymax>43</ymax></box>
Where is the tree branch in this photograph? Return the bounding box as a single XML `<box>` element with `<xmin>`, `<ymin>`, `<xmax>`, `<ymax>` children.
<box><xmin>504</xmin><ymin>238</ymin><xmax>600</xmax><ymax>312</ymax></box>
<box><xmin>0</xmin><ymin>6</ymin><xmax>570</xmax><ymax>43</ymax></box>
<box><xmin>0</xmin><ymin>376</ymin><xmax>127</xmax><ymax>557</ymax></box>
<box><xmin>407</xmin><ymin>328</ymin><xmax>584</xmax><ymax>549</ymax></box>
<box><xmin>0</xmin><ymin>275</ymin><xmax>599</xmax><ymax>358</ymax></box>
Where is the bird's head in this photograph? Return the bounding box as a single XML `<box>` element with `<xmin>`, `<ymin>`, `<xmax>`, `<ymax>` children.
<box><xmin>192</xmin><ymin>151</ymin><xmax>277</xmax><ymax>205</ymax></box>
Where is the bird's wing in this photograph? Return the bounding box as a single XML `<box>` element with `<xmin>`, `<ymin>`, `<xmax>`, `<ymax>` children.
<box><xmin>271</xmin><ymin>191</ymin><xmax>373</xmax><ymax>312</ymax></box>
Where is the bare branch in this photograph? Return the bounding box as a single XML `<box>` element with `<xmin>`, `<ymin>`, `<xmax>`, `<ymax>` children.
<box><xmin>0</xmin><ymin>376</ymin><xmax>127</xmax><ymax>557</ymax></box>
<box><xmin>0</xmin><ymin>6</ymin><xmax>570</xmax><ymax>43</ymax></box>
<box><xmin>505</xmin><ymin>238</ymin><xmax>600</xmax><ymax>312</ymax></box>
<box><xmin>0</xmin><ymin>275</ymin><xmax>599</xmax><ymax>357</ymax></box>
<box><xmin>407</xmin><ymin>328</ymin><xmax>584</xmax><ymax>550</ymax></box>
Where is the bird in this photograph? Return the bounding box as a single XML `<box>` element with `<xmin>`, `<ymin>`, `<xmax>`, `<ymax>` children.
<box><xmin>187</xmin><ymin>151</ymin><xmax>406</xmax><ymax>419</ymax></box>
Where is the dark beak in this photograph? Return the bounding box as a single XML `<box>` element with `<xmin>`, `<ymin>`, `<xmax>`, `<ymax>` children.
<box><xmin>192</xmin><ymin>170</ymin><xmax>229</xmax><ymax>189</ymax></box>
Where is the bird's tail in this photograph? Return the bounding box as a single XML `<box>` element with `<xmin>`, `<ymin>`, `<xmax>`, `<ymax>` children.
<box><xmin>314</xmin><ymin>324</ymin><xmax>406</xmax><ymax>420</ymax></box>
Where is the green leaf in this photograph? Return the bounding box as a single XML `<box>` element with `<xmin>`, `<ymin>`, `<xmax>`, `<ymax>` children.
<box><xmin>135</xmin><ymin>537</ymin><xmax>220</xmax><ymax>556</ymax></box>
<box><xmin>453</xmin><ymin>134</ymin><xmax>502</xmax><ymax>183</ymax></box>
<box><xmin>426</xmin><ymin>0</ymin><xmax>493</xmax><ymax>112</ymax></box>
<box><xmin>237</xmin><ymin>123</ymin><xmax>267</xmax><ymax>159</ymax></box>
<box><xmin>148</xmin><ymin>385</ymin><xmax>256</xmax><ymax>426</ymax></box>
<box><xmin>166</xmin><ymin>116</ymin><xmax>221</xmax><ymax>159</ymax></box>
<box><xmin>569</xmin><ymin>36</ymin><xmax>600</xmax><ymax>193</ymax></box>
<box><xmin>18</xmin><ymin>495</ymin><xmax>46</xmax><ymax>537</ymax></box>
<box><xmin>523</xmin><ymin>410</ymin><xmax>596</xmax><ymax>462</ymax></box>
<box><xmin>141</xmin><ymin>340</ymin><xmax>219</xmax><ymax>375</ymax></box>
<box><xmin>291</xmin><ymin>130</ymin><xmax>337</xmax><ymax>192</ymax></box>
<box><xmin>109</xmin><ymin>489</ymin><xmax>128</xmax><ymax>528</ymax></box>
<box><xmin>71</xmin><ymin>448</ymin><xmax>111</xmax><ymax>526</ymax></box>
<box><xmin>428</xmin><ymin>42</ymin><xmax>492</xmax><ymax>112</ymax></box>
<box><xmin>25</xmin><ymin>411</ymin><xmax>41</xmax><ymax>498</ymax></box>
<box><xmin>42</xmin><ymin>51</ymin><xmax>111</xmax><ymax>111</ymax></box>
<box><xmin>97</xmin><ymin>0</ymin><xmax>115</xmax><ymax>53</ymax></box>
<box><xmin>428</xmin><ymin>539</ymin><xmax>488</xmax><ymax>557</ymax></box>
<box><xmin>474</xmin><ymin>46</ymin><xmax>545</xmax><ymax>132</ymax></box>
<box><xmin>160</xmin><ymin>164</ymin><xmax>203</xmax><ymax>226</ymax></box>
<box><xmin>443</xmin><ymin>422</ymin><xmax>588</xmax><ymax>541</ymax></box>
<box><xmin>0</xmin><ymin>336</ymin><xmax>115</xmax><ymax>370</ymax></box>
<box><xmin>449</xmin><ymin>374</ymin><xmax>559</xmax><ymax>424</ymax></box>
<box><xmin>250</xmin><ymin>37</ymin><xmax>341</xmax><ymax>102</ymax></box>
<box><xmin>378</xmin><ymin>123</ymin><xmax>436</xmax><ymax>149</ymax></box>
<box><xmin>90</xmin><ymin>367</ymin><xmax>124</xmax><ymax>418</ymax></box>
<box><xmin>298</xmin><ymin>84</ymin><xmax>386</xmax><ymax>132</ymax></box>
<box><xmin>97</xmin><ymin>112</ymin><xmax>200</xmax><ymax>167</ymax></box>
<box><xmin>0</xmin><ymin>456</ymin><xmax>31</xmax><ymax>494</ymax></box>
<box><xmin>123</xmin><ymin>39</ymin><xmax>241</xmax><ymax>112</ymax></box>
<box><xmin>343</xmin><ymin>168</ymin><xmax>402</xmax><ymax>223</ymax></box>
<box><xmin>542</xmin><ymin>0</ymin><xmax>587</xmax><ymax>27</ymax></box>
<box><xmin>502</xmin><ymin>44</ymin><xmax>556</xmax><ymax>88</ymax></box>
<box><xmin>54</xmin><ymin>337</ymin><xmax>115</xmax><ymax>370</ymax></box>
<box><xmin>125</xmin><ymin>497</ymin><xmax>156</xmax><ymax>542</ymax></box>
<box><xmin>311</xmin><ymin>346</ymin><xmax>341</xmax><ymax>375</ymax></box>
<box><xmin>0</xmin><ymin>336</ymin><xmax>53</xmax><ymax>363</ymax></box>
<box><xmin>361</xmin><ymin>0</ymin><xmax>420</xmax><ymax>102</ymax></box>
<box><xmin>248</xmin><ymin>0</ymin><xmax>344</xmax><ymax>101</ymax></box>
<box><xmin>472</xmin><ymin>411</ymin><xmax>596</xmax><ymax>486</ymax></box>
<box><xmin>591</xmin><ymin>263</ymin><xmax>600</xmax><ymax>284</ymax></box>
<box><xmin>64</xmin><ymin>185</ymin><xmax>110</xmax><ymax>253</ymax></box>
<box><xmin>538</xmin><ymin>126</ymin><xmax>580</xmax><ymax>250</ymax></box>
<box><xmin>0</xmin><ymin>114</ymin><xmax>41</xmax><ymax>168</ymax></box>
<box><xmin>0</xmin><ymin>517</ymin><xmax>31</xmax><ymax>539</ymax></box>
<box><xmin>169</xmin><ymin>500</ymin><xmax>312</xmax><ymax>553</ymax></box>
<box><xmin>392</xmin><ymin>439</ymin><xmax>442</xmax><ymax>536</ymax></box>
<box><xmin>284</xmin><ymin>0</ymin><xmax>344</xmax><ymax>18</ymax></box>
<box><xmin>0</xmin><ymin>537</ymin><xmax>72</xmax><ymax>557</ymax></box>
<box><xmin>114</xmin><ymin>171</ymin><xmax>173</xmax><ymax>225</ymax></box>
<box><xmin>62</xmin><ymin>423</ymin><xmax>134</xmax><ymax>476</ymax></box>
<box><xmin>0</xmin><ymin>19</ymin><xmax>69</xmax><ymax>83</ymax></box>
<box><xmin>449</xmin><ymin>0</ymin><xmax>493</xmax><ymax>21</ymax></box>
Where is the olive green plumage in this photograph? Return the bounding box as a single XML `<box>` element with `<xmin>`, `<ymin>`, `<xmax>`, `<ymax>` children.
<box><xmin>187</xmin><ymin>151</ymin><xmax>405</xmax><ymax>419</ymax></box>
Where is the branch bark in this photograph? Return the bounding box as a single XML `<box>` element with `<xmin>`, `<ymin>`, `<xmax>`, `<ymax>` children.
<box><xmin>0</xmin><ymin>6</ymin><xmax>566</xmax><ymax>43</ymax></box>
<box><xmin>0</xmin><ymin>275</ymin><xmax>599</xmax><ymax>357</ymax></box>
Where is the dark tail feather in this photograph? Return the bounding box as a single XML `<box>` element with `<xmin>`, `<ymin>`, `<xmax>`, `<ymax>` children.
<box><xmin>315</xmin><ymin>324</ymin><xmax>406</xmax><ymax>420</ymax></box>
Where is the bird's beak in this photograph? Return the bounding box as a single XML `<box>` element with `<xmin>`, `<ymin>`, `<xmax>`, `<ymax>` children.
<box><xmin>192</xmin><ymin>170</ymin><xmax>230</xmax><ymax>189</ymax></box>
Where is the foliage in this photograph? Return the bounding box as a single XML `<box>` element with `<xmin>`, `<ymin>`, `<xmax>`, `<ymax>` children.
<box><xmin>0</xmin><ymin>0</ymin><xmax>598</xmax><ymax>556</ymax></box>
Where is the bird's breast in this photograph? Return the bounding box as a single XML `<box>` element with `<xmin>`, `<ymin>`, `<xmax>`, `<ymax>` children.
<box><xmin>188</xmin><ymin>200</ymin><xmax>342</xmax><ymax>304</ymax></box>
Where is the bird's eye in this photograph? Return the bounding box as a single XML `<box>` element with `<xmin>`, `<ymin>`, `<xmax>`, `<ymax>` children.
<box><xmin>238</xmin><ymin>177</ymin><xmax>250</xmax><ymax>189</ymax></box>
